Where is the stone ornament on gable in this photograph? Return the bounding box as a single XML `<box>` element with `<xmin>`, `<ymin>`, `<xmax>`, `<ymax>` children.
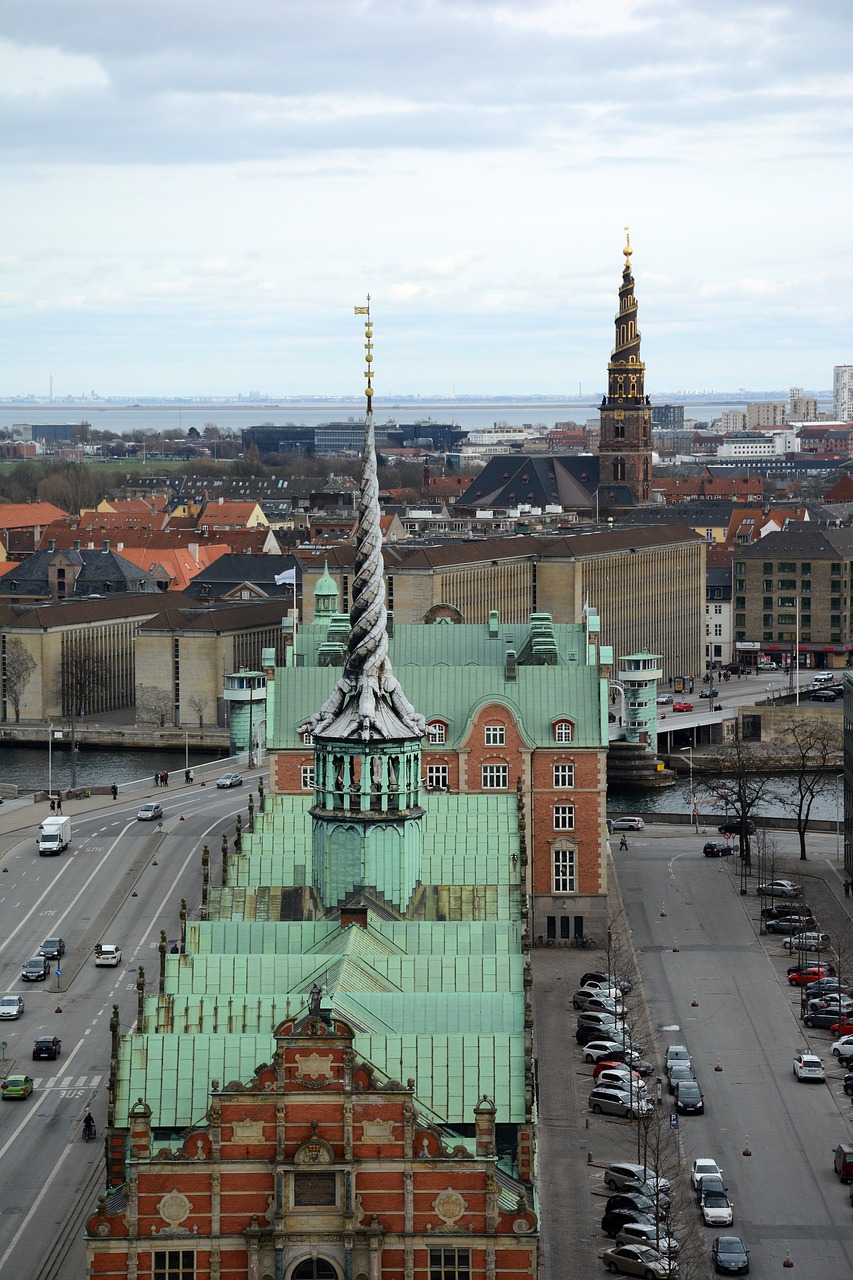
<box><xmin>360</xmin><ymin>1117</ymin><xmax>395</xmax><ymax>1143</ymax></box>
<box><xmin>294</xmin><ymin>1052</ymin><xmax>334</xmax><ymax>1084</ymax></box>
<box><xmin>152</xmin><ymin>1190</ymin><xmax>196</xmax><ymax>1234</ymax></box>
<box><xmin>432</xmin><ymin>1188</ymin><xmax>467</xmax><ymax>1225</ymax></box>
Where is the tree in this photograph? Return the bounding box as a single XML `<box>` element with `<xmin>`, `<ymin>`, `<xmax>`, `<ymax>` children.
<box><xmin>188</xmin><ymin>693</ymin><xmax>209</xmax><ymax>728</ymax></box>
<box><xmin>3</xmin><ymin>637</ymin><xmax>36</xmax><ymax>722</ymax></box>
<box><xmin>772</xmin><ymin>714</ymin><xmax>843</xmax><ymax>860</ymax></box>
<box><xmin>202</xmin><ymin>423</ymin><xmax>221</xmax><ymax>441</ymax></box>
<box><xmin>699</xmin><ymin>736</ymin><xmax>783</xmax><ymax>869</ymax></box>
<box><xmin>61</xmin><ymin>636</ymin><xmax>109</xmax><ymax>787</ymax></box>
<box><xmin>136</xmin><ymin>685</ymin><xmax>172</xmax><ymax>729</ymax></box>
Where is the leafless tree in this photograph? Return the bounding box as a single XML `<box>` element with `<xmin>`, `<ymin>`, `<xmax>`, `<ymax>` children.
<box><xmin>699</xmin><ymin>736</ymin><xmax>783</xmax><ymax>868</ymax></box>
<box><xmin>771</xmin><ymin>714</ymin><xmax>842</xmax><ymax>860</ymax></box>
<box><xmin>61</xmin><ymin>638</ymin><xmax>109</xmax><ymax>786</ymax></box>
<box><xmin>188</xmin><ymin>692</ymin><xmax>209</xmax><ymax>728</ymax></box>
<box><xmin>136</xmin><ymin>685</ymin><xmax>172</xmax><ymax>728</ymax></box>
<box><xmin>3</xmin><ymin>637</ymin><xmax>36</xmax><ymax>722</ymax></box>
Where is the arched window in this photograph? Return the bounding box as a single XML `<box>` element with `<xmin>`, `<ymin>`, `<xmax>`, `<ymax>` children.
<box><xmin>292</xmin><ymin>1262</ymin><xmax>338</xmax><ymax>1280</ymax></box>
<box><xmin>553</xmin><ymin>719</ymin><xmax>573</xmax><ymax>743</ymax></box>
<box><xmin>426</xmin><ymin>720</ymin><xmax>447</xmax><ymax>744</ymax></box>
<box><xmin>614</xmin><ymin>420</ymin><xmax>624</xmax><ymax>439</ymax></box>
<box><xmin>613</xmin><ymin>457</ymin><xmax>626</xmax><ymax>482</ymax></box>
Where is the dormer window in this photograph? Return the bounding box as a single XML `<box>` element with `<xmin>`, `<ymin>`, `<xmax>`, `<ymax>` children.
<box><xmin>301</xmin><ymin>731</ymin><xmax>314</xmax><ymax>745</ymax></box>
<box><xmin>426</xmin><ymin>720</ymin><xmax>447</xmax><ymax>745</ymax></box>
<box><xmin>554</xmin><ymin>719</ymin><xmax>573</xmax><ymax>743</ymax></box>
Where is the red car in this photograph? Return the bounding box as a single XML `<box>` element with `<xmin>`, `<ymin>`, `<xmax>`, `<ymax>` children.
<box><xmin>592</xmin><ymin>1060</ymin><xmax>644</xmax><ymax>1085</ymax></box>
<box><xmin>831</xmin><ymin>1020</ymin><xmax>853</xmax><ymax>1037</ymax></box>
<box><xmin>789</xmin><ymin>965</ymin><xmax>836</xmax><ymax>987</ymax></box>
<box><xmin>672</xmin><ymin>700</ymin><xmax>694</xmax><ymax>712</ymax></box>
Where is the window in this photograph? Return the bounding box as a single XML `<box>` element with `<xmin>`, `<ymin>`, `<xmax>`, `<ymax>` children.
<box><xmin>736</xmin><ymin>631</ymin><xmax>746</xmax><ymax>642</ymax></box>
<box><xmin>484</xmin><ymin>724</ymin><xmax>505</xmax><ymax>746</ymax></box>
<box><xmin>301</xmin><ymin>731</ymin><xmax>314</xmax><ymax>745</ymax></box>
<box><xmin>763</xmin><ymin>597</ymin><xmax>773</xmax><ymax>610</ymax></box>
<box><xmin>763</xmin><ymin>614</ymin><xmax>773</xmax><ymax>627</ymax></box>
<box><xmin>736</xmin><ymin>578</ymin><xmax>746</xmax><ymax>592</ymax></box>
<box><xmin>300</xmin><ymin>765</ymin><xmax>314</xmax><ymax>790</ymax></box>
<box><xmin>554</xmin><ymin>805</ymin><xmax>575</xmax><ymax>830</ymax></box>
<box><xmin>735</xmin><ymin>596</ymin><xmax>746</xmax><ymax>610</ymax></box>
<box><xmin>778</xmin><ymin>562</ymin><xmax>796</xmax><ymax>572</ymax></box>
<box><xmin>801</xmin><ymin>614</ymin><xmax>811</xmax><ymax>627</ymax></box>
<box><xmin>554</xmin><ymin>720</ymin><xmax>573</xmax><ymax>743</ymax></box>
<box><xmin>778</xmin><ymin>614</ymin><xmax>796</xmax><ymax>625</ymax></box>
<box><xmin>831</xmin><ymin>615</ymin><xmax>842</xmax><ymax>628</ymax></box>
<box><xmin>777</xmin><ymin>598</ymin><xmax>795</xmax><ymax>608</ymax></box>
<box><xmin>430</xmin><ymin>1249</ymin><xmax>471</xmax><ymax>1280</ymax></box>
<box><xmin>801</xmin><ymin>580</ymin><xmax>811</xmax><ymax>595</ymax></box>
<box><xmin>552</xmin><ymin>846</ymin><xmax>576</xmax><ymax>893</ymax></box>
<box><xmin>763</xmin><ymin>631</ymin><xmax>773</xmax><ymax>642</ymax></box>
<box><xmin>481</xmin><ymin>764</ymin><xmax>508</xmax><ymax>789</ymax></box>
<box><xmin>735</xmin><ymin>613</ymin><xmax>746</xmax><ymax>627</ymax></box>
<box><xmin>426</xmin><ymin>764</ymin><xmax>449</xmax><ymax>789</ymax></box>
<box><xmin>553</xmin><ymin>763</ymin><xmax>575</xmax><ymax>788</ymax></box>
<box><xmin>761</xmin><ymin>562</ymin><xmax>772</xmax><ymax>575</ymax></box>
<box><xmin>801</xmin><ymin>563</ymin><xmax>811</xmax><ymax>574</ymax></box>
<box><xmin>714</xmin><ymin>604</ymin><xmax>722</xmax><ymax>615</ymax></box>
<box><xmin>714</xmin><ymin>624</ymin><xmax>722</xmax><ymax>637</ymax></box>
<box><xmin>831</xmin><ymin>562</ymin><xmax>842</xmax><ymax>573</ymax></box>
<box><xmin>153</xmin><ymin>1252</ymin><xmax>195</xmax><ymax>1280</ymax></box>
<box><xmin>762</xmin><ymin>579</ymin><xmax>773</xmax><ymax>592</ymax></box>
<box><xmin>426</xmin><ymin>721</ymin><xmax>447</xmax><ymax>744</ymax></box>
<box><xmin>778</xmin><ymin>578</ymin><xmax>797</xmax><ymax>589</ymax></box>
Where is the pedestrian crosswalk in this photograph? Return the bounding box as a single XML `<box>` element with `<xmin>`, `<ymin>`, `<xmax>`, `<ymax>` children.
<box><xmin>31</xmin><ymin>1074</ymin><xmax>103</xmax><ymax>1091</ymax></box>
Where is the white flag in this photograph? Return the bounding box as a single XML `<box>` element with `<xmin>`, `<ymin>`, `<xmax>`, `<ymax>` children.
<box><xmin>275</xmin><ymin>568</ymin><xmax>296</xmax><ymax>586</ymax></box>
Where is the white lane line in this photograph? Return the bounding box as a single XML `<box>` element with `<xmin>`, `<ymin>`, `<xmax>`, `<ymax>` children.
<box><xmin>0</xmin><ymin>1137</ymin><xmax>75</xmax><ymax>1273</ymax></box>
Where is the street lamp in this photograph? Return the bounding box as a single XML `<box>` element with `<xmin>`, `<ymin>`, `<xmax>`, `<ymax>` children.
<box><xmin>680</xmin><ymin>746</ymin><xmax>698</xmax><ymax>833</ymax></box>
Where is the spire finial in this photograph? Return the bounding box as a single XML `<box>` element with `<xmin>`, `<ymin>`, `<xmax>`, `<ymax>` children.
<box><xmin>306</xmin><ymin>301</ymin><xmax>424</xmax><ymax>743</ymax></box>
<box><xmin>623</xmin><ymin>227</ymin><xmax>632</xmax><ymax>265</ymax></box>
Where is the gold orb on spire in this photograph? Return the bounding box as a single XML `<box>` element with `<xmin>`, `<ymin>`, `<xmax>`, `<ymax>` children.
<box><xmin>623</xmin><ymin>227</ymin><xmax>632</xmax><ymax>262</ymax></box>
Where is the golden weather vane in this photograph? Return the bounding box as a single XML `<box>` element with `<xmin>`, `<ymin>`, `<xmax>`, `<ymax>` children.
<box><xmin>354</xmin><ymin>295</ymin><xmax>373</xmax><ymax>407</ymax></box>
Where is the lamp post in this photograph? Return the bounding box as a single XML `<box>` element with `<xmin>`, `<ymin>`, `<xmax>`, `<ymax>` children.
<box><xmin>48</xmin><ymin>722</ymin><xmax>53</xmax><ymax>798</ymax></box>
<box><xmin>184</xmin><ymin>730</ymin><xmax>189</xmax><ymax>773</ymax></box>
<box><xmin>680</xmin><ymin>746</ymin><xmax>698</xmax><ymax>833</ymax></box>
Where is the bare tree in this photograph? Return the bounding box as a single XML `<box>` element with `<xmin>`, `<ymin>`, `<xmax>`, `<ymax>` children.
<box><xmin>699</xmin><ymin>736</ymin><xmax>783</xmax><ymax>869</ymax></box>
<box><xmin>3</xmin><ymin>637</ymin><xmax>36</xmax><ymax>722</ymax></box>
<box><xmin>136</xmin><ymin>685</ymin><xmax>172</xmax><ymax>728</ymax></box>
<box><xmin>61</xmin><ymin>638</ymin><xmax>109</xmax><ymax>787</ymax></box>
<box><xmin>772</xmin><ymin>714</ymin><xmax>842</xmax><ymax>860</ymax></box>
<box><xmin>188</xmin><ymin>692</ymin><xmax>209</xmax><ymax>728</ymax></box>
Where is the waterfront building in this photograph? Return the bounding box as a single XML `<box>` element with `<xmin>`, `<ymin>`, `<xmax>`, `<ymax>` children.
<box><xmin>835</xmin><ymin>365</ymin><xmax>853</xmax><ymax>424</ymax></box>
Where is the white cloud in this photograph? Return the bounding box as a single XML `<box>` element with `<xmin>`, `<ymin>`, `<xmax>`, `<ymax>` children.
<box><xmin>0</xmin><ymin>38</ymin><xmax>109</xmax><ymax>96</ymax></box>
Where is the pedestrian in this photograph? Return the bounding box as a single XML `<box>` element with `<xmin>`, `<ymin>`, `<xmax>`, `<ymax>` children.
<box><xmin>619</xmin><ymin>834</ymin><xmax>628</xmax><ymax>851</ymax></box>
<box><xmin>111</xmin><ymin>782</ymin><xmax>118</xmax><ymax>800</ymax></box>
<box><xmin>163</xmin><ymin>771</ymin><xmax>169</xmax><ymax>787</ymax></box>
<box><xmin>845</xmin><ymin>880</ymin><xmax>851</xmax><ymax>899</ymax></box>
<box><xmin>668</xmin><ymin>676</ymin><xmax>673</xmax><ymax>689</ymax></box>
<box><xmin>189</xmin><ymin>769</ymin><xmax>194</xmax><ymax>784</ymax></box>
<box><xmin>184</xmin><ymin>769</ymin><xmax>190</xmax><ymax>785</ymax></box>
<box><xmin>56</xmin><ymin>795</ymin><xmax>62</xmax><ymax>814</ymax></box>
<box><xmin>154</xmin><ymin>773</ymin><xmax>159</xmax><ymax>787</ymax></box>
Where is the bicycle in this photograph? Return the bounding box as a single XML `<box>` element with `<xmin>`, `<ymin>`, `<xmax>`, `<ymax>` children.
<box><xmin>570</xmin><ymin>935</ymin><xmax>599</xmax><ymax>950</ymax></box>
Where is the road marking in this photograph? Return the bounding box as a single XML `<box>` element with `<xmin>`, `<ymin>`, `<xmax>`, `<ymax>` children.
<box><xmin>0</xmin><ymin>1136</ymin><xmax>75</xmax><ymax>1273</ymax></box>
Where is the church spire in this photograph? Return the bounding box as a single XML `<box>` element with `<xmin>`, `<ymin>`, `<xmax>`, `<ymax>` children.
<box><xmin>606</xmin><ymin>227</ymin><xmax>645</xmax><ymax>405</ymax></box>
<box><xmin>308</xmin><ymin>300</ymin><xmax>425</xmax><ymax>743</ymax></box>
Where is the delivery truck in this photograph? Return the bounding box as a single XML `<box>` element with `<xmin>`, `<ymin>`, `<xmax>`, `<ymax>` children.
<box><xmin>37</xmin><ymin>815</ymin><xmax>72</xmax><ymax>855</ymax></box>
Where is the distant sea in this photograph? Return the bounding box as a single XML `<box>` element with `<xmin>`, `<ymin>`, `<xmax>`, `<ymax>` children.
<box><xmin>0</xmin><ymin>396</ymin><xmax>833</xmax><ymax>439</ymax></box>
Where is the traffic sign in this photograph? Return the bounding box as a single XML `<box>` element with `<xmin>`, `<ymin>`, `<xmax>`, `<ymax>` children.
<box><xmin>669</xmin><ymin>1112</ymin><xmax>678</xmax><ymax>1130</ymax></box>
<box><xmin>55</xmin><ymin>968</ymin><xmax>61</xmax><ymax>976</ymax></box>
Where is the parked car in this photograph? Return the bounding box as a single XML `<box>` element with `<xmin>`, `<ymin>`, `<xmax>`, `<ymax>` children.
<box><xmin>1</xmin><ymin>1074</ymin><xmax>34</xmax><ymax>1100</ymax></box>
<box><xmin>665</xmin><ymin>1045</ymin><xmax>691</xmax><ymax>1072</ymax></box>
<box><xmin>588</xmin><ymin>1085</ymin><xmax>653</xmax><ymax>1119</ymax></box>
<box><xmin>690</xmin><ymin>1158</ymin><xmax>723</xmax><ymax>1189</ymax></box>
<box><xmin>604</xmin><ymin>1163</ymin><xmax>669</xmax><ymax>1193</ymax></box>
<box><xmin>807</xmin><ymin>995</ymin><xmax>853</xmax><ymax>1017</ymax></box>
<box><xmin>21</xmin><ymin>956</ymin><xmax>50</xmax><ymax>982</ymax></box>
<box><xmin>581</xmin><ymin>970</ymin><xmax>633</xmax><ymax>993</ymax></box>
<box><xmin>788</xmin><ymin>962</ymin><xmax>835</xmax><ymax>983</ymax></box>
<box><xmin>137</xmin><ymin>801</ymin><xmax>163</xmax><ymax>822</ymax></box>
<box><xmin>609</xmin><ymin>816</ymin><xmax>646</xmax><ymax>831</ymax></box>
<box><xmin>792</xmin><ymin>1052</ymin><xmax>825</xmax><ymax>1081</ymax></box>
<box><xmin>763</xmin><ymin>901</ymin><xmax>815</xmax><ymax>920</ymax></box>
<box><xmin>577</xmin><ymin>1010</ymin><xmax>619</xmax><ymax>1033</ymax></box>
<box><xmin>0</xmin><ymin>995</ymin><xmax>24</xmax><ymax>1019</ymax></box>
<box><xmin>667</xmin><ymin>1065</ymin><xmax>695</xmax><ymax>1095</ymax></box>
<box><xmin>601</xmin><ymin>1209</ymin><xmax>658</xmax><ymax>1239</ymax></box>
<box><xmin>830</xmin><ymin>1018</ymin><xmax>853</xmax><ymax>1037</ymax></box>
<box><xmin>572</xmin><ymin>988</ymin><xmax>622</xmax><ymax>1012</ymax></box>
<box><xmin>576</xmin><ymin>977</ymin><xmax>625</xmax><ymax>999</ymax></box>
<box><xmin>843</xmin><ymin>1070</ymin><xmax>853</xmax><ymax>1096</ymax></box>
<box><xmin>718</xmin><ymin>817</ymin><xmax>755</xmax><ymax>836</ymax></box>
<box><xmin>94</xmin><ymin>944</ymin><xmax>122</xmax><ymax>967</ymax></box>
<box><xmin>757</xmin><ymin>880</ymin><xmax>803</xmax><ymax>898</ymax></box>
<box><xmin>765</xmin><ymin>915</ymin><xmax>815</xmax><ymax>934</ymax></box>
<box><xmin>598</xmin><ymin>1069</ymin><xmax>649</xmax><ymax>1093</ymax></box>
<box><xmin>802</xmin><ymin>1008</ymin><xmax>842</xmax><ymax>1030</ymax></box>
<box><xmin>783</xmin><ymin>931</ymin><xmax>830</xmax><ymax>953</ymax></box>
<box><xmin>810</xmin><ymin>688</ymin><xmax>838</xmax><ymax>702</ymax></box>
<box><xmin>38</xmin><ymin>937</ymin><xmax>65</xmax><ymax>960</ymax></box>
<box><xmin>615</xmin><ymin>1222</ymin><xmax>679</xmax><ymax>1256</ymax></box>
<box><xmin>700</xmin><ymin>1191</ymin><xmax>734</xmax><ymax>1226</ymax></box>
<box><xmin>582</xmin><ymin>1040</ymin><xmax>649</xmax><ymax>1068</ymax></box>
<box><xmin>805</xmin><ymin>979</ymin><xmax>852</xmax><ymax>999</ymax></box>
<box><xmin>675</xmin><ymin>1080</ymin><xmax>704</xmax><ymax>1114</ymax></box>
<box><xmin>832</xmin><ymin>1142</ymin><xmax>853</xmax><ymax>1183</ymax></box>
<box><xmin>672</xmin><ymin>700</ymin><xmax>694</xmax><ymax>712</ymax></box>
<box><xmin>695</xmin><ymin>1174</ymin><xmax>728</xmax><ymax>1203</ymax></box>
<box><xmin>711</xmin><ymin>1235</ymin><xmax>750</xmax><ymax>1275</ymax></box>
<box><xmin>831</xmin><ymin>1034</ymin><xmax>853</xmax><ymax>1060</ymax></box>
<box><xmin>606</xmin><ymin>1192</ymin><xmax>668</xmax><ymax>1221</ymax></box>
<box><xmin>703</xmin><ymin>841</ymin><xmax>733</xmax><ymax>858</ymax></box>
<box><xmin>216</xmin><ymin>772</ymin><xmax>243</xmax><ymax>789</ymax></box>
<box><xmin>600</xmin><ymin>1243</ymin><xmax>673</xmax><ymax>1278</ymax></box>
<box><xmin>32</xmin><ymin>1035</ymin><xmax>61</xmax><ymax>1061</ymax></box>
<box><xmin>577</xmin><ymin>1023</ymin><xmax>616</xmax><ymax>1046</ymax></box>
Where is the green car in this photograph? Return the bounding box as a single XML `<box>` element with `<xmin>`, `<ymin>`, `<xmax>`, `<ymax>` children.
<box><xmin>1</xmin><ymin>1074</ymin><xmax>34</xmax><ymax>1100</ymax></box>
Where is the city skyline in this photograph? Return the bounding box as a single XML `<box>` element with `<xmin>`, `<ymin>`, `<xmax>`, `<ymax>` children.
<box><xmin>2</xmin><ymin>0</ymin><xmax>850</xmax><ymax>397</ymax></box>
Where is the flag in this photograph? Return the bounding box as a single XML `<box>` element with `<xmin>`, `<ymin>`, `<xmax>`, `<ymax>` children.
<box><xmin>275</xmin><ymin>568</ymin><xmax>296</xmax><ymax>587</ymax></box>
<box><xmin>354</xmin><ymin>306</ymin><xmax>369</xmax><ymax>315</ymax></box>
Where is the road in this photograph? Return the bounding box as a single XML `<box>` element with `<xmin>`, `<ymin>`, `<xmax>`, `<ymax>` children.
<box><xmin>535</xmin><ymin>824</ymin><xmax>853</xmax><ymax>1280</ymax></box>
<box><xmin>0</xmin><ymin>780</ymin><xmax>252</xmax><ymax>1279</ymax></box>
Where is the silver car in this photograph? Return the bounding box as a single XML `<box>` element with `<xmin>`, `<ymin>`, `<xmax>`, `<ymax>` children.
<box><xmin>0</xmin><ymin>995</ymin><xmax>24</xmax><ymax>1019</ymax></box>
<box><xmin>589</xmin><ymin>1086</ymin><xmax>653</xmax><ymax>1118</ymax></box>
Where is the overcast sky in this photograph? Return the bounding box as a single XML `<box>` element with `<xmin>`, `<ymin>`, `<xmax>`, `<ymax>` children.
<box><xmin>1</xmin><ymin>0</ymin><xmax>850</xmax><ymax>399</ymax></box>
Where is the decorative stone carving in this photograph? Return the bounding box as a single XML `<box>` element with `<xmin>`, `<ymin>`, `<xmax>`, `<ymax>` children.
<box><xmin>432</xmin><ymin>1188</ymin><xmax>466</xmax><ymax>1225</ymax></box>
<box><xmin>231</xmin><ymin>1118</ymin><xmax>265</xmax><ymax>1143</ymax></box>
<box><xmin>360</xmin><ymin>1117</ymin><xmax>395</xmax><ymax>1143</ymax></box>
<box><xmin>294</xmin><ymin>1140</ymin><xmax>333</xmax><ymax>1166</ymax></box>
<box><xmin>294</xmin><ymin>1052</ymin><xmax>334</xmax><ymax>1082</ymax></box>
<box><xmin>157</xmin><ymin>1190</ymin><xmax>191</xmax><ymax>1228</ymax></box>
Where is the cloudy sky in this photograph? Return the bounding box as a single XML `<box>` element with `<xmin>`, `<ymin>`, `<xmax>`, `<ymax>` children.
<box><xmin>1</xmin><ymin>0</ymin><xmax>850</xmax><ymax>398</ymax></box>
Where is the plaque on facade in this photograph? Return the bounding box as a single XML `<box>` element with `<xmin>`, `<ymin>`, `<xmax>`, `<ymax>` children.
<box><xmin>360</xmin><ymin>1117</ymin><xmax>395</xmax><ymax>1144</ymax></box>
<box><xmin>294</xmin><ymin>1052</ymin><xmax>334</xmax><ymax>1081</ymax></box>
<box><xmin>433</xmin><ymin>1188</ymin><xmax>466</xmax><ymax>1225</ymax></box>
<box><xmin>231</xmin><ymin>1118</ymin><xmax>265</xmax><ymax>1143</ymax></box>
<box><xmin>157</xmin><ymin>1190</ymin><xmax>192</xmax><ymax>1228</ymax></box>
<box><xmin>293</xmin><ymin>1171</ymin><xmax>337</xmax><ymax>1207</ymax></box>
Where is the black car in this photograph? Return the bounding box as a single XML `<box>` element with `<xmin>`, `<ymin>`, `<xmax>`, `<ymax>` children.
<box><xmin>843</xmin><ymin>1071</ymin><xmax>853</xmax><ymax>1096</ymax></box>
<box><xmin>21</xmin><ymin>956</ymin><xmax>50</xmax><ymax>982</ymax></box>
<box><xmin>675</xmin><ymin>1080</ymin><xmax>704</xmax><ymax>1114</ymax></box>
<box><xmin>712</xmin><ymin>1234</ymin><xmax>750</xmax><ymax>1274</ymax></box>
<box><xmin>38</xmin><ymin>937</ymin><xmax>65</xmax><ymax>960</ymax></box>
<box><xmin>788</xmin><ymin>960</ymin><xmax>836</xmax><ymax>977</ymax></box>
<box><xmin>763</xmin><ymin>902</ymin><xmax>814</xmax><ymax>920</ymax></box>
<box><xmin>600</xmin><ymin>1208</ymin><xmax>657</xmax><ymax>1239</ymax></box>
<box><xmin>765</xmin><ymin>915</ymin><xmax>816</xmax><ymax>934</ymax></box>
<box><xmin>704</xmin><ymin>841</ymin><xmax>733</xmax><ymax>858</ymax></box>
<box><xmin>802</xmin><ymin>1008</ymin><xmax>842</xmax><ymax>1029</ymax></box>
<box><xmin>667</xmin><ymin>1064</ymin><xmax>695</xmax><ymax>1095</ymax></box>
<box><xmin>577</xmin><ymin>1024</ymin><xmax>618</xmax><ymax>1046</ymax></box>
<box><xmin>32</xmin><ymin>1035</ymin><xmax>61</xmax><ymax>1060</ymax></box>
<box><xmin>606</xmin><ymin>1192</ymin><xmax>668</xmax><ymax>1220</ymax></box>
<box><xmin>580</xmin><ymin>970</ymin><xmax>633</xmax><ymax>993</ymax></box>
<box><xmin>718</xmin><ymin>818</ymin><xmax>756</xmax><ymax>836</ymax></box>
<box><xmin>810</xmin><ymin>689</ymin><xmax>838</xmax><ymax>702</ymax></box>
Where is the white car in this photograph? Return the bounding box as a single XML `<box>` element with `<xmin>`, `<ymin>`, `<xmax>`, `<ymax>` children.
<box><xmin>94</xmin><ymin>944</ymin><xmax>122</xmax><ymax>967</ymax></box>
<box><xmin>609</xmin><ymin>816</ymin><xmax>645</xmax><ymax>831</ymax></box>
<box><xmin>783</xmin><ymin>931</ymin><xmax>830</xmax><ymax>952</ymax></box>
<box><xmin>700</xmin><ymin>1191</ymin><xmax>734</xmax><ymax>1225</ymax></box>
<box><xmin>0</xmin><ymin>995</ymin><xmax>24</xmax><ymax>1019</ymax></box>
<box><xmin>690</xmin><ymin>1157</ymin><xmax>723</xmax><ymax>1190</ymax></box>
<box><xmin>832</xmin><ymin>1035</ymin><xmax>853</xmax><ymax>1059</ymax></box>
<box><xmin>793</xmin><ymin>1052</ymin><xmax>825</xmax><ymax>1081</ymax></box>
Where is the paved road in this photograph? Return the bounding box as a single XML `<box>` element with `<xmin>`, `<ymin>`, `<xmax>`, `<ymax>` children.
<box><xmin>0</xmin><ymin>780</ymin><xmax>253</xmax><ymax>1279</ymax></box>
<box><xmin>534</xmin><ymin>825</ymin><xmax>853</xmax><ymax>1280</ymax></box>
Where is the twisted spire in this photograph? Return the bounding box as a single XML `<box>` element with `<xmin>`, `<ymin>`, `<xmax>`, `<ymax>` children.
<box><xmin>308</xmin><ymin>301</ymin><xmax>425</xmax><ymax>742</ymax></box>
